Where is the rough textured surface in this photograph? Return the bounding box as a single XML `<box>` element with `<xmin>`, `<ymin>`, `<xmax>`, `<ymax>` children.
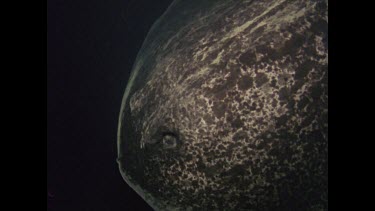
<box><xmin>117</xmin><ymin>0</ymin><xmax>328</xmax><ymax>210</ymax></box>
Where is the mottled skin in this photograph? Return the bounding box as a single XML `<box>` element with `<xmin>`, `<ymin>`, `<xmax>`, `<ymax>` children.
<box><xmin>117</xmin><ymin>0</ymin><xmax>328</xmax><ymax>210</ymax></box>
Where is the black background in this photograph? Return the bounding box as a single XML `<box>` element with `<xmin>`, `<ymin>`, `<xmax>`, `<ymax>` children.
<box><xmin>47</xmin><ymin>0</ymin><xmax>173</xmax><ymax>210</ymax></box>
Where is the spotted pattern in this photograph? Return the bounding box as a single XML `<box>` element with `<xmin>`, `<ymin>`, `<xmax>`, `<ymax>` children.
<box><xmin>118</xmin><ymin>0</ymin><xmax>328</xmax><ymax>210</ymax></box>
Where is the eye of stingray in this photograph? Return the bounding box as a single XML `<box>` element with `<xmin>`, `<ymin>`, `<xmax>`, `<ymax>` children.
<box><xmin>162</xmin><ymin>132</ymin><xmax>178</xmax><ymax>149</ymax></box>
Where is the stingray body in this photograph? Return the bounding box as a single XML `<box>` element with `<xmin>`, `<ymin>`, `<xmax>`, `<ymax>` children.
<box><xmin>117</xmin><ymin>0</ymin><xmax>328</xmax><ymax>210</ymax></box>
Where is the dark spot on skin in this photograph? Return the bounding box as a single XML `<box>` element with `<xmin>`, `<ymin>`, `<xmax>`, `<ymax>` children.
<box><xmin>310</xmin><ymin>18</ymin><xmax>327</xmax><ymax>35</ymax></box>
<box><xmin>186</xmin><ymin>154</ymin><xmax>193</xmax><ymax>161</ymax></box>
<box><xmin>310</xmin><ymin>85</ymin><xmax>323</xmax><ymax>101</ymax></box>
<box><xmin>228</xmin><ymin>89</ymin><xmax>237</xmax><ymax>96</ymax></box>
<box><xmin>322</xmin><ymin>33</ymin><xmax>328</xmax><ymax>50</ymax></box>
<box><xmin>226</xmin><ymin>72</ymin><xmax>239</xmax><ymax>87</ymax></box>
<box><xmin>212</xmin><ymin>102</ymin><xmax>226</xmax><ymax>118</ymax></box>
<box><xmin>291</xmin><ymin>80</ymin><xmax>304</xmax><ymax>93</ymax></box>
<box><xmin>256</xmin><ymin>44</ymin><xmax>270</xmax><ymax>55</ymax></box>
<box><xmin>297</xmin><ymin>96</ymin><xmax>310</xmax><ymax>110</ymax></box>
<box><xmin>255</xmin><ymin>73</ymin><xmax>269</xmax><ymax>87</ymax></box>
<box><xmin>211</xmin><ymin>73</ymin><xmax>237</xmax><ymax>100</ymax></box>
<box><xmin>180</xmin><ymin>107</ymin><xmax>188</xmax><ymax>117</ymax></box>
<box><xmin>256</xmin><ymin>139</ymin><xmax>269</xmax><ymax>149</ymax></box>
<box><xmin>233</xmin><ymin>131</ymin><xmax>248</xmax><ymax>141</ymax></box>
<box><xmin>315</xmin><ymin>1</ymin><xmax>327</xmax><ymax>13</ymax></box>
<box><xmin>203</xmin><ymin>163</ymin><xmax>222</xmax><ymax>177</ymax></box>
<box><xmin>207</xmin><ymin>49</ymin><xmax>222</xmax><ymax>62</ymax></box>
<box><xmin>204</xmin><ymin>114</ymin><xmax>214</xmax><ymax>124</ymax></box>
<box><xmin>252</xmin><ymin>24</ymin><xmax>267</xmax><ymax>36</ymax></box>
<box><xmin>197</xmin><ymin>157</ymin><xmax>206</xmax><ymax>172</ymax></box>
<box><xmin>205</xmin><ymin>150</ymin><xmax>215</xmax><ymax>159</ymax></box>
<box><xmin>238</xmin><ymin>75</ymin><xmax>254</xmax><ymax>90</ymax></box>
<box><xmin>195</xmin><ymin>98</ymin><xmax>206</xmax><ymax>108</ymax></box>
<box><xmin>218</xmin><ymin>144</ymin><xmax>225</xmax><ymax>150</ymax></box>
<box><xmin>283</xmin><ymin>33</ymin><xmax>305</xmax><ymax>54</ymax></box>
<box><xmin>300</xmin><ymin>114</ymin><xmax>315</xmax><ymax>128</ymax></box>
<box><xmin>278</xmin><ymin>87</ymin><xmax>290</xmax><ymax>102</ymax></box>
<box><xmin>218</xmin><ymin>128</ymin><xmax>230</xmax><ymax>137</ymax></box>
<box><xmin>295</xmin><ymin>60</ymin><xmax>315</xmax><ymax>80</ymax></box>
<box><xmin>221</xmin><ymin>164</ymin><xmax>247</xmax><ymax>177</ymax></box>
<box><xmin>255</xmin><ymin>118</ymin><xmax>265</xmax><ymax>126</ymax></box>
<box><xmin>276</xmin><ymin>114</ymin><xmax>289</xmax><ymax>127</ymax></box>
<box><xmin>222</xmin><ymin>37</ymin><xmax>236</xmax><ymax>49</ymax></box>
<box><xmin>250</xmin><ymin>102</ymin><xmax>257</xmax><ymax>110</ymax></box>
<box><xmin>239</xmin><ymin>49</ymin><xmax>256</xmax><ymax>67</ymax></box>
<box><xmin>303</xmin><ymin>35</ymin><xmax>319</xmax><ymax>57</ymax></box>
<box><xmin>231</xmin><ymin>117</ymin><xmax>244</xmax><ymax>128</ymax></box>
<box><xmin>188</xmin><ymin>78</ymin><xmax>205</xmax><ymax>90</ymax></box>
<box><xmin>287</xmin><ymin>99</ymin><xmax>295</xmax><ymax>110</ymax></box>
<box><xmin>235</xmin><ymin>154</ymin><xmax>241</xmax><ymax>159</ymax></box>
<box><xmin>234</xmin><ymin>95</ymin><xmax>241</xmax><ymax>102</ymax></box>
<box><xmin>269</xmin><ymin>33</ymin><xmax>305</xmax><ymax>61</ymax></box>
<box><xmin>216</xmin><ymin>89</ymin><xmax>227</xmax><ymax>100</ymax></box>
<box><xmin>243</xmin><ymin>102</ymin><xmax>250</xmax><ymax>108</ymax></box>
<box><xmin>210</xmin><ymin>84</ymin><xmax>227</xmax><ymax>100</ymax></box>
<box><xmin>270</xmin><ymin>78</ymin><xmax>277</xmax><ymax>87</ymax></box>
